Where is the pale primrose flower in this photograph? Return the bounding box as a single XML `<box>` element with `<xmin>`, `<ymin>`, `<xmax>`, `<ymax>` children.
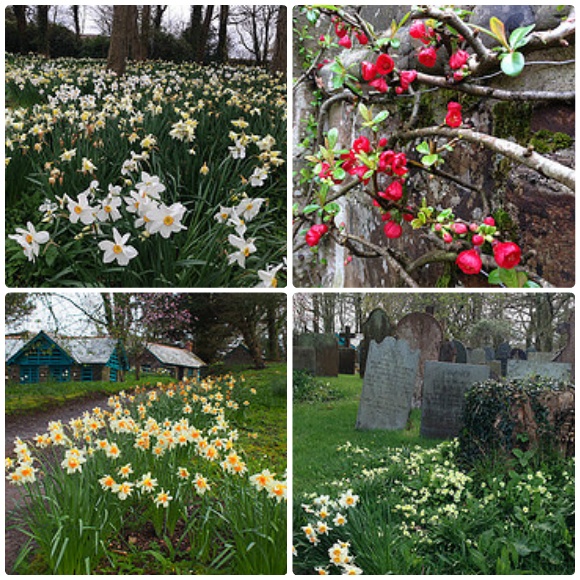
<box><xmin>68</xmin><ymin>192</ymin><xmax>96</xmax><ymax>225</ymax></box>
<box><xmin>227</xmin><ymin>235</ymin><xmax>257</xmax><ymax>268</ymax></box>
<box><xmin>146</xmin><ymin>203</ymin><xmax>187</xmax><ymax>238</ymax></box>
<box><xmin>236</xmin><ymin>197</ymin><xmax>265</xmax><ymax>221</ymax></box>
<box><xmin>98</xmin><ymin>228</ymin><xmax>138</xmax><ymax>266</ymax></box>
<box><xmin>228</xmin><ymin>141</ymin><xmax>246</xmax><ymax>160</ymax></box>
<box><xmin>214</xmin><ymin>205</ymin><xmax>233</xmax><ymax>224</ymax></box>
<box><xmin>59</xmin><ymin>148</ymin><xmax>76</xmax><ymax>162</ymax></box>
<box><xmin>9</xmin><ymin>222</ymin><xmax>50</xmax><ymax>262</ymax></box>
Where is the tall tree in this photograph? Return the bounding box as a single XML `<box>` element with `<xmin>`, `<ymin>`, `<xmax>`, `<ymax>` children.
<box><xmin>71</xmin><ymin>5</ymin><xmax>81</xmax><ymax>40</ymax></box>
<box><xmin>139</xmin><ymin>5</ymin><xmax>151</xmax><ymax>61</ymax></box>
<box><xmin>12</xmin><ymin>5</ymin><xmax>28</xmax><ymax>52</ymax></box>
<box><xmin>5</xmin><ymin>294</ymin><xmax>35</xmax><ymax>329</ymax></box>
<box><xmin>107</xmin><ymin>5</ymin><xmax>139</xmax><ymax>75</ymax></box>
<box><xmin>36</xmin><ymin>5</ymin><xmax>50</xmax><ymax>57</ymax></box>
<box><xmin>216</xmin><ymin>5</ymin><xmax>229</xmax><ymax>63</ymax></box>
<box><xmin>153</xmin><ymin>5</ymin><xmax>167</xmax><ymax>31</ymax></box>
<box><xmin>270</xmin><ymin>5</ymin><xmax>286</xmax><ymax>73</ymax></box>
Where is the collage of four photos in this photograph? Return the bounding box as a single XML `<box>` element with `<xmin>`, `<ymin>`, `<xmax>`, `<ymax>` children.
<box><xmin>3</xmin><ymin>4</ymin><xmax>576</xmax><ymax>576</ymax></box>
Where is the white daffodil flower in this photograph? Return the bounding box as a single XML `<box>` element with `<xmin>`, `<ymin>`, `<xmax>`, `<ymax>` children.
<box><xmin>98</xmin><ymin>228</ymin><xmax>138</xmax><ymax>266</ymax></box>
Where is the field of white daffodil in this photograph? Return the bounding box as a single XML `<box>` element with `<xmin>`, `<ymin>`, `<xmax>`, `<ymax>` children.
<box><xmin>5</xmin><ymin>55</ymin><xmax>286</xmax><ymax>287</ymax></box>
<box><xmin>6</xmin><ymin>373</ymin><xmax>287</xmax><ymax>574</ymax></box>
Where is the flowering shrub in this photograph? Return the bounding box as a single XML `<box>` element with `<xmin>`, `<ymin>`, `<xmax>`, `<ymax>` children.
<box><xmin>6</xmin><ymin>374</ymin><xmax>286</xmax><ymax>574</ymax></box>
<box><xmin>294</xmin><ymin>6</ymin><xmax>575</xmax><ymax>288</ymax></box>
<box><xmin>5</xmin><ymin>55</ymin><xmax>286</xmax><ymax>287</ymax></box>
<box><xmin>293</xmin><ymin>440</ymin><xmax>574</xmax><ymax>574</ymax></box>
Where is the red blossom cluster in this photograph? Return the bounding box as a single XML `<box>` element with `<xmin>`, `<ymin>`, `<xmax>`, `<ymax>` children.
<box><xmin>331</xmin><ymin>15</ymin><xmax>368</xmax><ymax>49</ymax></box>
<box><xmin>360</xmin><ymin>54</ymin><xmax>417</xmax><ymax>95</ymax></box>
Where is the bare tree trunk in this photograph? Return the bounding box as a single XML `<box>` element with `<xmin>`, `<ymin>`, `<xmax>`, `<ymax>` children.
<box><xmin>107</xmin><ymin>6</ymin><xmax>140</xmax><ymax>75</ymax></box>
<box><xmin>270</xmin><ymin>6</ymin><xmax>286</xmax><ymax>73</ymax></box>
<box><xmin>139</xmin><ymin>5</ymin><xmax>151</xmax><ymax>61</ymax></box>
<box><xmin>71</xmin><ymin>5</ymin><xmax>81</xmax><ymax>40</ymax></box>
<box><xmin>198</xmin><ymin>6</ymin><xmax>214</xmax><ymax>62</ymax></box>
<box><xmin>216</xmin><ymin>5</ymin><xmax>229</xmax><ymax>63</ymax></box>
<box><xmin>12</xmin><ymin>5</ymin><xmax>27</xmax><ymax>53</ymax></box>
<box><xmin>36</xmin><ymin>5</ymin><xmax>50</xmax><ymax>57</ymax></box>
<box><xmin>153</xmin><ymin>5</ymin><xmax>166</xmax><ymax>31</ymax></box>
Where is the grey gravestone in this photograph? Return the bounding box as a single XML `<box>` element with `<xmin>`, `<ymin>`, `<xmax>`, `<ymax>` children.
<box><xmin>484</xmin><ymin>346</ymin><xmax>495</xmax><ymax>361</ymax></box>
<box><xmin>293</xmin><ymin>346</ymin><xmax>316</xmax><ymax>375</ymax></box>
<box><xmin>507</xmin><ymin>360</ymin><xmax>572</xmax><ymax>381</ymax></box>
<box><xmin>359</xmin><ymin>309</ymin><xmax>394</xmax><ymax>378</ymax></box>
<box><xmin>453</xmin><ymin>339</ymin><xmax>467</xmax><ymax>364</ymax></box>
<box><xmin>439</xmin><ymin>340</ymin><xmax>456</xmax><ymax>362</ymax></box>
<box><xmin>421</xmin><ymin>362</ymin><xmax>490</xmax><ymax>439</ymax></box>
<box><xmin>469</xmin><ymin>348</ymin><xmax>487</xmax><ymax>365</ymax></box>
<box><xmin>356</xmin><ymin>337</ymin><xmax>419</xmax><ymax>431</ymax></box>
<box><xmin>295</xmin><ymin>333</ymin><xmax>339</xmax><ymax>377</ymax></box>
<box><xmin>339</xmin><ymin>348</ymin><xmax>356</xmax><ymax>375</ymax></box>
<box><xmin>396</xmin><ymin>312</ymin><xmax>443</xmax><ymax>406</ymax></box>
<box><xmin>553</xmin><ymin>311</ymin><xmax>575</xmax><ymax>381</ymax></box>
<box><xmin>510</xmin><ymin>348</ymin><xmax>527</xmax><ymax>360</ymax></box>
<box><xmin>496</xmin><ymin>341</ymin><xmax>511</xmax><ymax>376</ymax></box>
<box><xmin>528</xmin><ymin>352</ymin><xmax>556</xmax><ymax>363</ymax></box>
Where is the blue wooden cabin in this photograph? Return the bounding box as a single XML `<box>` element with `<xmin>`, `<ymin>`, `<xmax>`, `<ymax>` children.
<box><xmin>6</xmin><ymin>331</ymin><xmax>129</xmax><ymax>384</ymax></box>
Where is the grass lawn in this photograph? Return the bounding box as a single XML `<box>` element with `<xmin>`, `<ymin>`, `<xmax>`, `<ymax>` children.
<box><xmin>293</xmin><ymin>373</ymin><xmax>441</xmax><ymax>496</ymax></box>
<box><xmin>5</xmin><ymin>372</ymin><xmax>174</xmax><ymax>415</ymax></box>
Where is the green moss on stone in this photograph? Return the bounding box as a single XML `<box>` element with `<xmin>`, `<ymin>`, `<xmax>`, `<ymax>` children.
<box><xmin>492</xmin><ymin>102</ymin><xmax>533</xmax><ymax>144</ymax></box>
<box><xmin>529</xmin><ymin>130</ymin><xmax>574</xmax><ymax>154</ymax></box>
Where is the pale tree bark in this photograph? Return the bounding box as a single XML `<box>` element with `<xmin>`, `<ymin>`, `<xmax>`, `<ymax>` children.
<box><xmin>270</xmin><ymin>6</ymin><xmax>286</xmax><ymax>73</ymax></box>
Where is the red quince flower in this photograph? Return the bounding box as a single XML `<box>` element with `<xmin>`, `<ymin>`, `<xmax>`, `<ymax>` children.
<box><xmin>409</xmin><ymin>21</ymin><xmax>427</xmax><ymax>40</ymax></box>
<box><xmin>449</xmin><ymin>49</ymin><xmax>469</xmax><ymax>70</ymax></box>
<box><xmin>398</xmin><ymin>69</ymin><xmax>417</xmax><ymax>92</ymax></box>
<box><xmin>452</xmin><ymin>222</ymin><xmax>468</xmax><ymax>235</ymax></box>
<box><xmin>493</xmin><ymin>242</ymin><xmax>521</xmax><ymax>269</ymax></box>
<box><xmin>376</xmin><ymin>53</ymin><xmax>395</xmax><ymax>75</ymax></box>
<box><xmin>305</xmin><ymin>224</ymin><xmax>329</xmax><ymax>247</ymax></box>
<box><xmin>443</xmin><ymin>232</ymin><xmax>453</xmax><ymax>243</ymax></box>
<box><xmin>338</xmin><ymin>35</ymin><xmax>352</xmax><ymax>49</ymax></box>
<box><xmin>361</xmin><ymin>61</ymin><xmax>377</xmax><ymax>81</ymax></box>
<box><xmin>471</xmin><ymin>234</ymin><xmax>485</xmax><ymax>246</ymax></box>
<box><xmin>378</xmin><ymin>137</ymin><xmax>388</xmax><ymax>148</ymax></box>
<box><xmin>418</xmin><ymin>46</ymin><xmax>438</xmax><ymax>68</ymax></box>
<box><xmin>483</xmin><ymin>217</ymin><xmax>495</xmax><ymax>226</ymax></box>
<box><xmin>384</xmin><ymin>220</ymin><xmax>403</xmax><ymax>239</ymax></box>
<box><xmin>382</xmin><ymin>180</ymin><xmax>404</xmax><ymax>202</ymax></box>
<box><xmin>456</xmin><ymin>249</ymin><xmax>482</xmax><ymax>275</ymax></box>
<box><xmin>445</xmin><ymin>101</ymin><xmax>462</xmax><ymax>128</ymax></box>
<box><xmin>352</xmin><ymin>135</ymin><xmax>371</xmax><ymax>154</ymax></box>
<box><xmin>335</xmin><ymin>20</ymin><xmax>348</xmax><ymax>38</ymax></box>
<box><xmin>369</xmin><ymin>77</ymin><xmax>389</xmax><ymax>93</ymax></box>
<box><xmin>355</xmin><ymin>30</ymin><xmax>368</xmax><ymax>45</ymax></box>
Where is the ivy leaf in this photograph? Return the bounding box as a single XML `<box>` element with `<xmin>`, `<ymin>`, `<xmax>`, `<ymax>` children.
<box><xmin>501</xmin><ymin>51</ymin><xmax>526</xmax><ymax>77</ymax></box>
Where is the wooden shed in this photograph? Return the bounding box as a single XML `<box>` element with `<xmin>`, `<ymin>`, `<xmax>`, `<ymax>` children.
<box><xmin>139</xmin><ymin>343</ymin><xmax>206</xmax><ymax>380</ymax></box>
<box><xmin>6</xmin><ymin>331</ymin><xmax>129</xmax><ymax>384</ymax></box>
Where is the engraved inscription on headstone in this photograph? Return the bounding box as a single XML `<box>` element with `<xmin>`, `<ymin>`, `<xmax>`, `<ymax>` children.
<box><xmin>421</xmin><ymin>362</ymin><xmax>490</xmax><ymax>439</ymax></box>
<box><xmin>356</xmin><ymin>337</ymin><xmax>419</xmax><ymax>431</ymax></box>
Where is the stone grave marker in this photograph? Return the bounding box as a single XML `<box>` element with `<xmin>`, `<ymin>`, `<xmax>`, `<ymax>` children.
<box><xmin>497</xmin><ymin>341</ymin><xmax>511</xmax><ymax>376</ymax></box>
<box><xmin>553</xmin><ymin>311</ymin><xmax>575</xmax><ymax>381</ymax></box>
<box><xmin>528</xmin><ymin>352</ymin><xmax>557</xmax><ymax>363</ymax></box>
<box><xmin>421</xmin><ymin>362</ymin><xmax>490</xmax><ymax>439</ymax></box>
<box><xmin>439</xmin><ymin>340</ymin><xmax>457</xmax><ymax>362</ymax></box>
<box><xmin>356</xmin><ymin>337</ymin><xmax>419</xmax><ymax>431</ymax></box>
<box><xmin>294</xmin><ymin>333</ymin><xmax>339</xmax><ymax>377</ymax></box>
<box><xmin>469</xmin><ymin>348</ymin><xmax>486</xmax><ymax>365</ymax></box>
<box><xmin>339</xmin><ymin>348</ymin><xmax>356</xmax><ymax>374</ymax></box>
<box><xmin>293</xmin><ymin>346</ymin><xmax>316</xmax><ymax>375</ymax></box>
<box><xmin>507</xmin><ymin>360</ymin><xmax>572</xmax><ymax>381</ymax></box>
<box><xmin>453</xmin><ymin>339</ymin><xmax>467</xmax><ymax>364</ymax></box>
<box><xmin>510</xmin><ymin>348</ymin><xmax>527</xmax><ymax>360</ymax></box>
<box><xmin>359</xmin><ymin>309</ymin><xmax>394</xmax><ymax>378</ymax></box>
<box><xmin>396</xmin><ymin>312</ymin><xmax>443</xmax><ymax>406</ymax></box>
<box><xmin>484</xmin><ymin>346</ymin><xmax>495</xmax><ymax>361</ymax></box>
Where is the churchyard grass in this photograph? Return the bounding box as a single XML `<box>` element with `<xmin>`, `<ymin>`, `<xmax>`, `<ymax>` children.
<box><xmin>7</xmin><ymin>364</ymin><xmax>287</xmax><ymax>575</ymax></box>
<box><xmin>5</xmin><ymin>54</ymin><xmax>286</xmax><ymax>288</ymax></box>
<box><xmin>293</xmin><ymin>373</ymin><xmax>575</xmax><ymax>575</ymax></box>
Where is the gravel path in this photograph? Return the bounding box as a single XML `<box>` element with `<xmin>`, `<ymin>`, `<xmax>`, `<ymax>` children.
<box><xmin>5</xmin><ymin>394</ymin><xmax>112</xmax><ymax>574</ymax></box>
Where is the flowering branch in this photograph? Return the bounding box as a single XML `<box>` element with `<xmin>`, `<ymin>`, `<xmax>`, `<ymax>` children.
<box><xmin>394</xmin><ymin>126</ymin><xmax>576</xmax><ymax>192</ymax></box>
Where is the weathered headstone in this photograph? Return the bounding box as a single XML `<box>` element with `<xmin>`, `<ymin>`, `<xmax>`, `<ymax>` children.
<box><xmin>356</xmin><ymin>337</ymin><xmax>419</xmax><ymax>431</ymax></box>
<box><xmin>339</xmin><ymin>348</ymin><xmax>356</xmax><ymax>375</ymax></box>
<box><xmin>293</xmin><ymin>346</ymin><xmax>316</xmax><ymax>375</ymax></box>
<box><xmin>496</xmin><ymin>341</ymin><xmax>511</xmax><ymax>376</ymax></box>
<box><xmin>553</xmin><ymin>310</ymin><xmax>575</xmax><ymax>381</ymax></box>
<box><xmin>295</xmin><ymin>333</ymin><xmax>339</xmax><ymax>377</ymax></box>
<box><xmin>484</xmin><ymin>346</ymin><xmax>495</xmax><ymax>361</ymax></box>
<box><xmin>510</xmin><ymin>348</ymin><xmax>527</xmax><ymax>360</ymax></box>
<box><xmin>439</xmin><ymin>340</ymin><xmax>456</xmax><ymax>362</ymax></box>
<box><xmin>421</xmin><ymin>362</ymin><xmax>490</xmax><ymax>439</ymax></box>
<box><xmin>453</xmin><ymin>339</ymin><xmax>467</xmax><ymax>364</ymax></box>
<box><xmin>507</xmin><ymin>360</ymin><xmax>572</xmax><ymax>381</ymax></box>
<box><xmin>469</xmin><ymin>348</ymin><xmax>486</xmax><ymax>365</ymax></box>
<box><xmin>359</xmin><ymin>309</ymin><xmax>394</xmax><ymax>378</ymax></box>
<box><xmin>396</xmin><ymin>312</ymin><xmax>443</xmax><ymax>406</ymax></box>
<box><xmin>528</xmin><ymin>352</ymin><xmax>557</xmax><ymax>363</ymax></box>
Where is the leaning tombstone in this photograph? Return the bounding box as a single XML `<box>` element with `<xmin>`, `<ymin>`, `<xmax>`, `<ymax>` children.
<box><xmin>396</xmin><ymin>312</ymin><xmax>443</xmax><ymax>407</ymax></box>
<box><xmin>359</xmin><ymin>309</ymin><xmax>394</xmax><ymax>378</ymax></box>
<box><xmin>507</xmin><ymin>360</ymin><xmax>572</xmax><ymax>381</ymax></box>
<box><xmin>421</xmin><ymin>362</ymin><xmax>490</xmax><ymax>439</ymax></box>
<box><xmin>356</xmin><ymin>337</ymin><xmax>419</xmax><ymax>431</ymax></box>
